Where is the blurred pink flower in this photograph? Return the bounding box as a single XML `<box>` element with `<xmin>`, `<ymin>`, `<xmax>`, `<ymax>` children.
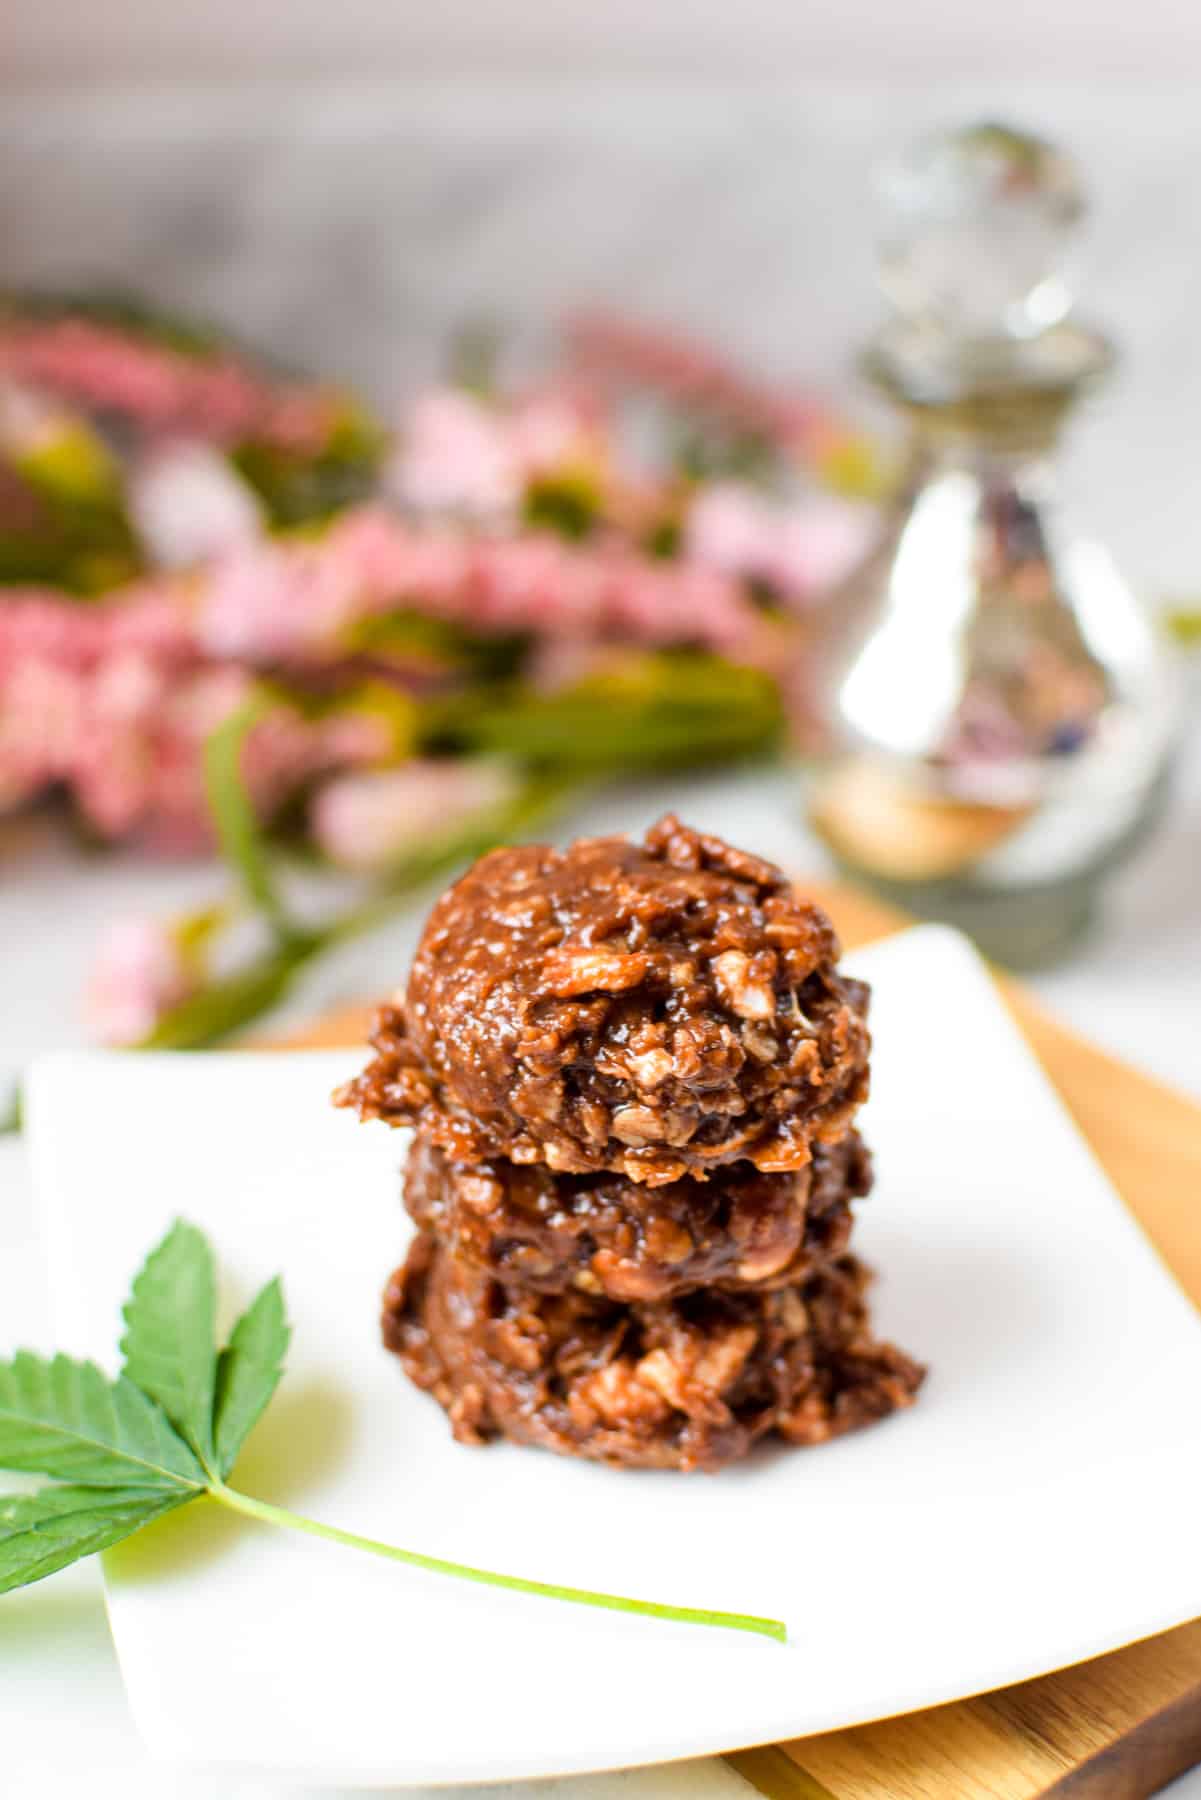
<box><xmin>195</xmin><ymin>504</ymin><xmax>769</xmax><ymax>665</ymax></box>
<box><xmin>311</xmin><ymin>758</ymin><xmax>516</xmax><ymax>871</ymax></box>
<box><xmin>0</xmin><ymin>591</ymin><xmax>390</xmax><ymax>850</ymax></box>
<box><xmin>386</xmin><ymin>389</ymin><xmax>522</xmax><ymax>519</ymax></box>
<box><xmin>102</xmin><ymin>585</ymin><xmax>200</xmax><ymax>664</ymax></box>
<box><xmin>0</xmin><ymin>657</ymin><xmax>83</xmax><ymax>807</ymax></box>
<box><xmin>0</xmin><ymin>590</ymin><xmax>109</xmax><ymax>678</ymax></box>
<box><xmin>128</xmin><ymin>440</ymin><xmax>264</xmax><ymax>569</ymax></box>
<box><xmin>0</xmin><ymin>585</ymin><xmax>195</xmax><ymax>680</ymax></box>
<box><xmin>685</xmin><ymin>484</ymin><xmax>871</xmax><ymax>608</ymax></box>
<box><xmin>325</xmin><ymin>504</ymin><xmax>465</xmax><ymax>611</ymax></box>
<box><xmin>85</xmin><ymin>916</ymin><xmax>197</xmax><ymax>1046</ymax></box>
<box><xmin>758</xmin><ymin>500</ymin><xmax>872</xmax><ymax>601</ymax></box>
<box><xmin>386</xmin><ymin>386</ymin><xmax>599</xmax><ymax>522</ymax></box>
<box><xmin>248</xmin><ymin>706</ymin><xmax>391</xmax><ymax>826</ymax></box>
<box><xmin>0</xmin><ymin>381</ymin><xmax>69</xmax><ymax>456</ymax></box>
<box><xmin>70</xmin><ymin>656</ymin><xmax>248</xmax><ymax>850</ymax></box>
<box><xmin>505</xmin><ymin>390</ymin><xmax>599</xmax><ymax>478</ymax></box>
<box><xmin>195</xmin><ymin>536</ymin><xmax>364</xmax><ymax>663</ymax></box>
<box><xmin>1</xmin><ymin>467</ymin><xmax>786</xmax><ymax>847</ymax></box>
<box><xmin>73</xmin><ymin>659</ymin><xmax>391</xmax><ymax>854</ymax></box>
<box><xmin>0</xmin><ymin>317</ymin><xmax>336</xmax><ymax>451</ymax></box>
<box><xmin>0</xmin><ymin>589</ymin><xmax>200</xmax><ymax>821</ymax></box>
<box><xmin>566</xmin><ymin>312</ymin><xmax>829</xmax><ymax>457</ymax></box>
<box><xmin>684</xmin><ymin>484</ymin><xmax>773</xmax><ymax>577</ymax></box>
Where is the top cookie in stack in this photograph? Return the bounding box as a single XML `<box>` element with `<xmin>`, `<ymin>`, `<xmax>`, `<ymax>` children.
<box><xmin>341</xmin><ymin>813</ymin><xmax>871</xmax><ymax>1182</ymax></box>
<box><xmin>339</xmin><ymin>815</ymin><xmax>922</xmax><ymax>1472</ymax></box>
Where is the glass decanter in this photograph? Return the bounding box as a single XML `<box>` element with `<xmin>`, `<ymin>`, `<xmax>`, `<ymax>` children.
<box><xmin>803</xmin><ymin>121</ymin><xmax>1180</xmax><ymax>966</ymax></box>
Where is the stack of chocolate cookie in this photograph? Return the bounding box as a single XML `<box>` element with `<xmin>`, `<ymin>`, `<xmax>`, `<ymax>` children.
<box><xmin>338</xmin><ymin>815</ymin><xmax>923</xmax><ymax>1472</ymax></box>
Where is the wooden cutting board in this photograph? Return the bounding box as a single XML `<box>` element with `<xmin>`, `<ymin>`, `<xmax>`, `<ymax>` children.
<box><xmin>265</xmin><ymin>881</ymin><xmax>1201</xmax><ymax>1800</ymax></box>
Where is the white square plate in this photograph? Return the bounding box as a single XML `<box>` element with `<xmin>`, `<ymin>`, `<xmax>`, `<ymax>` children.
<box><xmin>25</xmin><ymin>925</ymin><xmax>1201</xmax><ymax>1790</ymax></box>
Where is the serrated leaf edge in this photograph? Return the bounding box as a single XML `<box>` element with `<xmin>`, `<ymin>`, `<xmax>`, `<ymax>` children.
<box><xmin>119</xmin><ymin>1219</ymin><xmax>219</xmax><ymax>1474</ymax></box>
<box><xmin>0</xmin><ymin>1352</ymin><xmax>206</xmax><ymax>1491</ymax></box>
<box><xmin>0</xmin><ymin>1485</ymin><xmax>192</xmax><ymax>1596</ymax></box>
<box><xmin>213</xmin><ymin>1276</ymin><xmax>291</xmax><ymax>1478</ymax></box>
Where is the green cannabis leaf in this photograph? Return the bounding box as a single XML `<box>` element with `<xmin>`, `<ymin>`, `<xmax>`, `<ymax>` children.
<box><xmin>0</xmin><ymin>1487</ymin><xmax>191</xmax><ymax>1596</ymax></box>
<box><xmin>212</xmin><ymin>1276</ymin><xmax>289</xmax><ymax>1478</ymax></box>
<box><xmin>121</xmin><ymin>1221</ymin><xmax>219</xmax><ymax>1474</ymax></box>
<box><xmin>0</xmin><ymin>1353</ymin><xmax>206</xmax><ymax>1490</ymax></box>
<box><xmin>0</xmin><ymin>1222</ymin><xmax>786</xmax><ymax>1643</ymax></box>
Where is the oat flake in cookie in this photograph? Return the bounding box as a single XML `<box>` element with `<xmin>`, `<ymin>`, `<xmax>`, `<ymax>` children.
<box><xmin>337</xmin><ymin>813</ymin><xmax>870</xmax><ymax>1185</ymax></box>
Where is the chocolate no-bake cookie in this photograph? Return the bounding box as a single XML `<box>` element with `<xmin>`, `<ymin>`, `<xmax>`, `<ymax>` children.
<box><xmin>385</xmin><ymin>1232</ymin><xmax>923</xmax><ymax>1473</ymax></box>
<box><xmin>337</xmin><ymin>814</ymin><xmax>870</xmax><ymax>1185</ymax></box>
<box><xmin>402</xmin><ymin>1130</ymin><xmax>868</xmax><ymax>1302</ymax></box>
<box><xmin>341</xmin><ymin>813</ymin><xmax>922</xmax><ymax>1473</ymax></box>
